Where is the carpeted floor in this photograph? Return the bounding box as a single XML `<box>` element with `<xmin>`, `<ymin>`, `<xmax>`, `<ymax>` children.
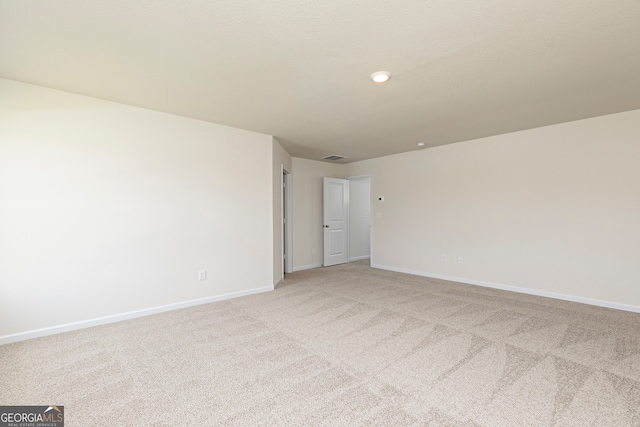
<box><xmin>2</xmin><ymin>261</ymin><xmax>640</xmax><ymax>426</ymax></box>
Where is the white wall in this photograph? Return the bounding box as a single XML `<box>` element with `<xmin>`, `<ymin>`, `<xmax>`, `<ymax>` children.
<box><xmin>347</xmin><ymin>109</ymin><xmax>640</xmax><ymax>310</ymax></box>
<box><xmin>272</xmin><ymin>137</ymin><xmax>292</xmax><ymax>284</ymax></box>
<box><xmin>0</xmin><ymin>79</ymin><xmax>274</xmax><ymax>340</ymax></box>
<box><xmin>348</xmin><ymin>176</ymin><xmax>371</xmax><ymax>261</ymax></box>
<box><xmin>291</xmin><ymin>158</ymin><xmax>346</xmax><ymax>270</ymax></box>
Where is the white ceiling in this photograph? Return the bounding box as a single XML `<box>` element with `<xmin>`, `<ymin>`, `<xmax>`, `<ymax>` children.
<box><xmin>2</xmin><ymin>1</ymin><xmax>640</xmax><ymax>163</ymax></box>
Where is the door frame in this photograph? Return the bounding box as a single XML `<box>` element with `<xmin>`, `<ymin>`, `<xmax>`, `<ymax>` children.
<box><xmin>282</xmin><ymin>167</ymin><xmax>293</xmax><ymax>275</ymax></box>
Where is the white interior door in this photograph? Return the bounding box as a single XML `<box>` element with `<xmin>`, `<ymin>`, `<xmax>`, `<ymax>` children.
<box><xmin>323</xmin><ymin>177</ymin><xmax>349</xmax><ymax>266</ymax></box>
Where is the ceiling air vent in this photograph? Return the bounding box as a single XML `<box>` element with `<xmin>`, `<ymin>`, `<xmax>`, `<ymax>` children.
<box><xmin>321</xmin><ymin>155</ymin><xmax>347</xmax><ymax>161</ymax></box>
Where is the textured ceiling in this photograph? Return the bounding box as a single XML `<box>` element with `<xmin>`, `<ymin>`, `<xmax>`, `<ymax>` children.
<box><xmin>2</xmin><ymin>1</ymin><xmax>640</xmax><ymax>163</ymax></box>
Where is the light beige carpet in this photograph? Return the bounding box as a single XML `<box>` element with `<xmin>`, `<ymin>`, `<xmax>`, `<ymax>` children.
<box><xmin>2</xmin><ymin>261</ymin><xmax>640</xmax><ymax>426</ymax></box>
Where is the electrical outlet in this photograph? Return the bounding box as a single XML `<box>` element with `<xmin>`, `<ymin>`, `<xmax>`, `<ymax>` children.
<box><xmin>458</xmin><ymin>257</ymin><xmax>463</xmax><ymax>264</ymax></box>
<box><xmin>442</xmin><ymin>255</ymin><xmax>447</xmax><ymax>262</ymax></box>
<box><xmin>198</xmin><ymin>269</ymin><xmax>206</xmax><ymax>281</ymax></box>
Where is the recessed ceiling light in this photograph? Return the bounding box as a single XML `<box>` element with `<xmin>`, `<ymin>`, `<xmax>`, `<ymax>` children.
<box><xmin>370</xmin><ymin>71</ymin><xmax>391</xmax><ymax>83</ymax></box>
<box><xmin>417</xmin><ymin>142</ymin><xmax>426</xmax><ymax>148</ymax></box>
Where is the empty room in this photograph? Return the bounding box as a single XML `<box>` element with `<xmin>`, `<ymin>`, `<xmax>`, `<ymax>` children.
<box><xmin>1</xmin><ymin>1</ymin><xmax>640</xmax><ymax>426</ymax></box>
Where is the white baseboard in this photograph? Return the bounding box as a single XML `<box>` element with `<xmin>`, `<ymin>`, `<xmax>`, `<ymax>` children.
<box><xmin>0</xmin><ymin>285</ymin><xmax>274</xmax><ymax>346</ymax></box>
<box><xmin>293</xmin><ymin>263</ymin><xmax>322</xmax><ymax>272</ymax></box>
<box><xmin>350</xmin><ymin>255</ymin><xmax>371</xmax><ymax>262</ymax></box>
<box><xmin>371</xmin><ymin>263</ymin><xmax>640</xmax><ymax>314</ymax></box>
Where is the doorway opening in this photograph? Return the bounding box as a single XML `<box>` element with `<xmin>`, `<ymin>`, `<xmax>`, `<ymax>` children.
<box><xmin>322</xmin><ymin>175</ymin><xmax>372</xmax><ymax>267</ymax></box>
<box><xmin>347</xmin><ymin>175</ymin><xmax>371</xmax><ymax>262</ymax></box>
